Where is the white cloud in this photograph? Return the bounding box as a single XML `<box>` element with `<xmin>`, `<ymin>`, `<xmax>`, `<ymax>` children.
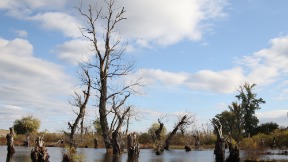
<box><xmin>257</xmin><ymin>110</ymin><xmax>288</xmax><ymax>127</ymax></box>
<box><xmin>53</xmin><ymin>39</ymin><xmax>93</xmax><ymax>65</ymax></box>
<box><xmin>143</xmin><ymin>67</ymin><xmax>245</xmax><ymax>94</ymax></box>
<box><xmin>14</xmin><ymin>30</ymin><xmax>28</xmax><ymax>37</ymax></box>
<box><xmin>0</xmin><ymin>37</ymin><xmax>74</xmax><ymax>130</ymax></box>
<box><xmin>1</xmin><ymin>0</ymin><xmax>228</xmax><ymax>47</ymax></box>
<box><xmin>29</xmin><ymin>12</ymin><xmax>82</xmax><ymax>38</ymax></box>
<box><xmin>119</xmin><ymin>0</ymin><xmax>228</xmax><ymax>46</ymax></box>
<box><xmin>0</xmin><ymin>0</ymin><xmax>68</xmax><ymax>18</ymax></box>
<box><xmin>143</xmin><ymin>36</ymin><xmax>288</xmax><ymax>94</ymax></box>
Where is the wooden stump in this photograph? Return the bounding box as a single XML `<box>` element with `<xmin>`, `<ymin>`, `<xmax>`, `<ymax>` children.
<box><xmin>127</xmin><ymin>132</ymin><xmax>140</xmax><ymax>158</ymax></box>
<box><xmin>112</xmin><ymin>131</ymin><xmax>121</xmax><ymax>155</ymax></box>
<box><xmin>184</xmin><ymin>145</ymin><xmax>191</xmax><ymax>152</ymax></box>
<box><xmin>31</xmin><ymin>136</ymin><xmax>50</xmax><ymax>162</ymax></box>
<box><xmin>211</xmin><ymin>118</ymin><xmax>225</xmax><ymax>162</ymax></box>
<box><xmin>6</xmin><ymin>127</ymin><xmax>15</xmax><ymax>155</ymax></box>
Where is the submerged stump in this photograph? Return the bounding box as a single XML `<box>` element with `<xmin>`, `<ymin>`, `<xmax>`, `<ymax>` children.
<box><xmin>6</xmin><ymin>127</ymin><xmax>15</xmax><ymax>162</ymax></box>
<box><xmin>127</xmin><ymin>132</ymin><xmax>140</xmax><ymax>158</ymax></box>
<box><xmin>31</xmin><ymin>136</ymin><xmax>50</xmax><ymax>162</ymax></box>
<box><xmin>211</xmin><ymin>118</ymin><xmax>225</xmax><ymax>162</ymax></box>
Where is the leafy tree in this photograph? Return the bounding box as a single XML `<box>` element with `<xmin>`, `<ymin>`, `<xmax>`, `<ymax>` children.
<box><xmin>254</xmin><ymin>122</ymin><xmax>279</xmax><ymax>135</ymax></box>
<box><xmin>13</xmin><ymin>115</ymin><xmax>40</xmax><ymax>134</ymax></box>
<box><xmin>228</xmin><ymin>102</ymin><xmax>244</xmax><ymax>141</ymax></box>
<box><xmin>235</xmin><ymin>83</ymin><xmax>265</xmax><ymax>136</ymax></box>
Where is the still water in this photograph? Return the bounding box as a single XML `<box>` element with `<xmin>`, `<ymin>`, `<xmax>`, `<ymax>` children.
<box><xmin>1</xmin><ymin>146</ymin><xmax>288</xmax><ymax>162</ymax></box>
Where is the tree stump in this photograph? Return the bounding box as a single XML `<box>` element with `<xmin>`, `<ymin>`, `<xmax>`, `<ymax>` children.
<box><xmin>6</xmin><ymin>127</ymin><xmax>15</xmax><ymax>162</ymax></box>
<box><xmin>31</xmin><ymin>136</ymin><xmax>50</xmax><ymax>162</ymax></box>
<box><xmin>226</xmin><ymin>144</ymin><xmax>240</xmax><ymax>162</ymax></box>
<box><xmin>226</xmin><ymin>134</ymin><xmax>240</xmax><ymax>162</ymax></box>
<box><xmin>127</xmin><ymin>132</ymin><xmax>140</xmax><ymax>158</ymax></box>
<box><xmin>184</xmin><ymin>145</ymin><xmax>191</xmax><ymax>152</ymax></box>
<box><xmin>6</xmin><ymin>127</ymin><xmax>15</xmax><ymax>154</ymax></box>
<box><xmin>112</xmin><ymin>131</ymin><xmax>121</xmax><ymax>155</ymax></box>
<box><xmin>211</xmin><ymin>118</ymin><xmax>225</xmax><ymax>162</ymax></box>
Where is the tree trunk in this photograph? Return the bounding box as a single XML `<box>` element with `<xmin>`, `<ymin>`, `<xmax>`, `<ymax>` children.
<box><xmin>99</xmin><ymin>72</ymin><xmax>112</xmax><ymax>152</ymax></box>
<box><xmin>164</xmin><ymin>115</ymin><xmax>187</xmax><ymax>150</ymax></box>
<box><xmin>127</xmin><ymin>132</ymin><xmax>140</xmax><ymax>159</ymax></box>
<box><xmin>6</xmin><ymin>127</ymin><xmax>15</xmax><ymax>162</ymax></box>
<box><xmin>212</xmin><ymin>118</ymin><xmax>225</xmax><ymax>162</ymax></box>
<box><xmin>112</xmin><ymin>131</ymin><xmax>121</xmax><ymax>155</ymax></box>
<box><xmin>226</xmin><ymin>141</ymin><xmax>240</xmax><ymax>162</ymax></box>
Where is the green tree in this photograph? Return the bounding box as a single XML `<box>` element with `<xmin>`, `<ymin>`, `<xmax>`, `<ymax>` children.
<box><xmin>13</xmin><ymin>115</ymin><xmax>40</xmax><ymax>134</ymax></box>
<box><xmin>254</xmin><ymin>122</ymin><xmax>279</xmax><ymax>135</ymax></box>
<box><xmin>228</xmin><ymin>102</ymin><xmax>244</xmax><ymax>141</ymax></box>
<box><xmin>235</xmin><ymin>83</ymin><xmax>265</xmax><ymax>136</ymax></box>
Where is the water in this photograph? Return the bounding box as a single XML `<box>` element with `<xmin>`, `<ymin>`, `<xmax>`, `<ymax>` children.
<box><xmin>1</xmin><ymin>146</ymin><xmax>288</xmax><ymax>162</ymax></box>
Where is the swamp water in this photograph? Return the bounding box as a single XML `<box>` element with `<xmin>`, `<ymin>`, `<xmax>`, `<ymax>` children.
<box><xmin>1</xmin><ymin>146</ymin><xmax>288</xmax><ymax>162</ymax></box>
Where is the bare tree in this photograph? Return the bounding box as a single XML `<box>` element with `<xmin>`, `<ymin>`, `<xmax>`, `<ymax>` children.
<box><xmin>68</xmin><ymin>66</ymin><xmax>91</xmax><ymax>148</ymax></box>
<box><xmin>77</xmin><ymin>0</ymin><xmax>142</xmax><ymax>153</ymax></box>
<box><xmin>164</xmin><ymin>114</ymin><xmax>195</xmax><ymax>150</ymax></box>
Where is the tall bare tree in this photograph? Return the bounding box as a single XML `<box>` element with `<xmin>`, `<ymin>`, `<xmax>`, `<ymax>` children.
<box><xmin>77</xmin><ymin>0</ymin><xmax>142</xmax><ymax>153</ymax></box>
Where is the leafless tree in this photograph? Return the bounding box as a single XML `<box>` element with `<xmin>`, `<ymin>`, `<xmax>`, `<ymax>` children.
<box><xmin>163</xmin><ymin>114</ymin><xmax>195</xmax><ymax>150</ymax></box>
<box><xmin>77</xmin><ymin>0</ymin><xmax>143</xmax><ymax>153</ymax></box>
<box><xmin>68</xmin><ymin>66</ymin><xmax>91</xmax><ymax>148</ymax></box>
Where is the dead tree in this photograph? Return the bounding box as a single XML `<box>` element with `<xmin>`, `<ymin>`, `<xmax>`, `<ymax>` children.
<box><xmin>77</xmin><ymin>0</ymin><xmax>143</xmax><ymax>153</ymax></box>
<box><xmin>31</xmin><ymin>136</ymin><xmax>50</xmax><ymax>162</ymax></box>
<box><xmin>68</xmin><ymin>67</ymin><xmax>91</xmax><ymax>148</ymax></box>
<box><xmin>6</xmin><ymin>127</ymin><xmax>15</xmax><ymax>161</ymax></box>
<box><xmin>152</xmin><ymin>119</ymin><xmax>164</xmax><ymax>155</ymax></box>
<box><xmin>164</xmin><ymin>114</ymin><xmax>193</xmax><ymax>150</ymax></box>
<box><xmin>211</xmin><ymin>118</ymin><xmax>225</xmax><ymax>162</ymax></box>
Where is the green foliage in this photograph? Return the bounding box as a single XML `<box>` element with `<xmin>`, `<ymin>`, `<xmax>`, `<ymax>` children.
<box><xmin>138</xmin><ymin>132</ymin><xmax>151</xmax><ymax>144</ymax></box>
<box><xmin>235</xmin><ymin>83</ymin><xmax>265</xmax><ymax>136</ymax></box>
<box><xmin>254</xmin><ymin>122</ymin><xmax>279</xmax><ymax>135</ymax></box>
<box><xmin>241</xmin><ymin>136</ymin><xmax>266</xmax><ymax>161</ymax></box>
<box><xmin>215</xmin><ymin>82</ymin><xmax>265</xmax><ymax>141</ymax></box>
<box><xmin>93</xmin><ymin>119</ymin><xmax>102</xmax><ymax>135</ymax></box>
<box><xmin>13</xmin><ymin>115</ymin><xmax>40</xmax><ymax>134</ymax></box>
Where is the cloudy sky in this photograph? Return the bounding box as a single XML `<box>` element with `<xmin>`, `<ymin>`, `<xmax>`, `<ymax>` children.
<box><xmin>0</xmin><ymin>0</ymin><xmax>288</xmax><ymax>132</ymax></box>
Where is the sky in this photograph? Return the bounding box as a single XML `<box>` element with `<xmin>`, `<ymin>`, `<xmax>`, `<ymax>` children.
<box><xmin>0</xmin><ymin>0</ymin><xmax>288</xmax><ymax>133</ymax></box>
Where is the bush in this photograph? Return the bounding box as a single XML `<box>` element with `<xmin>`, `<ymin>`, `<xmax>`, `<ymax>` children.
<box><xmin>13</xmin><ymin>115</ymin><xmax>40</xmax><ymax>134</ymax></box>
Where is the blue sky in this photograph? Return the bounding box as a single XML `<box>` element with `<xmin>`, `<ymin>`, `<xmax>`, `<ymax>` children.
<box><xmin>0</xmin><ymin>0</ymin><xmax>288</xmax><ymax>133</ymax></box>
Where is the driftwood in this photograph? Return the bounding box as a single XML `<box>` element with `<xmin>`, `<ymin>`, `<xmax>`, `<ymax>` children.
<box><xmin>127</xmin><ymin>132</ymin><xmax>140</xmax><ymax>158</ymax></box>
<box><xmin>211</xmin><ymin>118</ymin><xmax>225</xmax><ymax>162</ymax></box>
<box><xmin>31</xmin><ymin>136</ymin><xmax>50</xmax><ymax>162</ymax></box>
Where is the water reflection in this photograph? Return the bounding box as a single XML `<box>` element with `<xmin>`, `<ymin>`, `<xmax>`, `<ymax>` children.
<box><xmin>6</xmin><ymin>152</ymin><xmax>14</xmax><ymax>162</ymax></box>
<box><xmin>0</xmin><ymin>146</ymin><xmax>288</xmax><ymax>162</ymax></box>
